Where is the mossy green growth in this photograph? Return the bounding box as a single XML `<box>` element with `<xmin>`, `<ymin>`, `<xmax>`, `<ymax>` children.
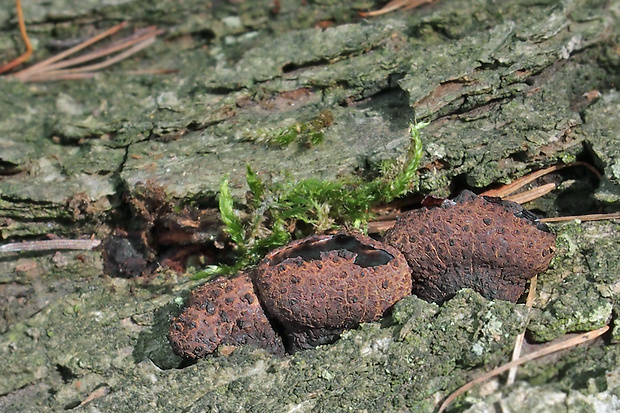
<box><xmin>218</xmin><ymin>175</ymin><xmax>246</xmax><ymax>249</ymax></box>
<box><xmin>241</xmin><ymin>110</ymin><xmax>333</xmax><ymax>148</ymax></box>
<box><xmin>195</xmin><ymin>121</ymin><xmax>427</xmax><ymax>278</ymax></box>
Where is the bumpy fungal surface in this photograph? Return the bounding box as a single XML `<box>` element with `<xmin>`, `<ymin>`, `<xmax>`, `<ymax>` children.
<box><xmin>253</xmin><ymin>232</ymin><xmax>412</xmax><ymax>351</ymax></box>
<box><xmin>384</xmin><ymin>190</ymin><xmax>556</xmax><ymax>304</ymax></box>
<box><xmin>168</xmin><ymin>274</ymin><xmax>285</xmax><ymax>359</ymax></box>
<box><xmin>168</xmin><ymin>192</ymin><xmax>556</xmax><ymax>358</ymax></box>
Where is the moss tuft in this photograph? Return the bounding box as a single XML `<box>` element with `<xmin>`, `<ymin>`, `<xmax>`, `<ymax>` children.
<box><xmin>195</xmin><ymin>122</ymin><xmax>427</xmax><ymax>278</ymax></box>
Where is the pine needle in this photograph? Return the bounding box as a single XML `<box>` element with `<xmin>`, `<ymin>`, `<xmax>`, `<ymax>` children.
<box><xmin>12</xmin><ymin>22</ymin><xmax>129</xmax><ymax>79</ymax></box>
<box><xmin>481</xmin><ymin>162</ymin><xmax>601</xmax><ymax>199</ymax></box>
<box><xmin>368</xmin><ymin>203</ymin><xmax>620</xmax><ymax>234</ymax></box>
<box><xmin>503</xmin><ymin>183</ymin><xmax>556</xmax><ymax>204</ymax></box>
<box><xmin>0</xmin><ymin>0</ymin><xmax>32</xmax><ymax>74</ymax></box>
<box><xmin>2</xmin><ymin>17</ymin><xmax>163</xmax><ymax>82</ymax></box>
<box><xmin>541</xmin><ymin>212</ymin><xmax>620</xmax><ymax>223</ymax></box>
<box><xmin>506</xmin><ymin>275</ymin><xmax>537</xmax><ymax>385</ymax></box>
<box><xmin>360</xmin><ymin>0</ymin><xmax>436</xmax><ymax>17</ymax></box>
<box><xmin>368</xmin><ymin>161</ymin><xmax>610</xmax><ymax>233</ymax></box>
<box><xmin>437</xmin><ymin>325</ymin><xmax>609</xmax><ymax>413</ymax></box>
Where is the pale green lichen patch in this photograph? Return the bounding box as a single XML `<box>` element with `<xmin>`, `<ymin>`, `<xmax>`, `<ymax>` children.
<box><xmin>81</xmin><ymin>290</ymin><xmax>528</xmax><ymax>413</ymax></box>
<box><xmin>462</xmin><ymin>329</ymin><xmax>620</xmax><ymax>411</ymax></box>
<box><xmin>583</xmin><ymin>90</ymin><xmax>620</xmax><ymax>203</ymax></box>
<box><xmin>1</xmin><ymin>0</ymin><xmax>615</xmax><ymax>236</ymax></box>
<box><xmin>208</xmin><ymin>21</ymin><xmax>406</xmax><ymax>89</ymax></box>
<box><xmin>0</xmin><ymin>272</ymin><xmax>192</xmax><ymax>407</ymax></box>
<box><xmin>528</xmin><ymin>221</ymin><xmax>619</xmax><ymax>342</ymax></box>
<box><xmin>1</xmin><ymin>0</ymin><xmax>620</xmax><ymax>411</ymax></box>
<box><xmin>528</xmin><ymin>281</ymin><xmax>612</xmax><ymax>342</ymax></box>
<box><xmin>463</xmin><ymin>371</ymin><xmax>620</xmax><ymax>413</ymax></box>
<box><xmin>0</xmin><ymin>275</ymin><xmax>529</xmax><ymax>412</ymax></box>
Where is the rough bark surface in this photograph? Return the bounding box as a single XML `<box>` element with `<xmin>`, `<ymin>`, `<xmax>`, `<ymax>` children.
<box><xmin>1</xmin><ymin>0</ymin><xmax>619</xmax><ymax>412</ymax></box>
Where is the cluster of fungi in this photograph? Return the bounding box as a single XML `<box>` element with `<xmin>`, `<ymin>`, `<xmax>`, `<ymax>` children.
<box><xmin>168</xmin><ymin>191</ymin><xmax>556</xmax><ymax>359</ymax></box>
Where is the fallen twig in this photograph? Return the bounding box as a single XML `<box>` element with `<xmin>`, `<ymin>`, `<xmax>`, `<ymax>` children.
<box><xmin>0</xmin><ymin>239</ymin><xmax>101</xmax><ymax>253</ymax></box>
<box><xmin>437</xmin><ymin>325</ymin><xmax>610</xmax><ymax>413</ymax></box>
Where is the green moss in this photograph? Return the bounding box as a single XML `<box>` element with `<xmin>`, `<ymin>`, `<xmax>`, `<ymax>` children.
<box><xmin>218</xmin><ymin>175</ymin><xmax>246</xmax><ymax>249</ymax></box>
<box><xmin>196</xmin><ymin>122</ymin><xmax>427</xmax><ymax>279</ymax></box>
<box><xmin>241</xmin><ymin>110</ymin><xmax>332</xmax><ymax>148</ymax></box>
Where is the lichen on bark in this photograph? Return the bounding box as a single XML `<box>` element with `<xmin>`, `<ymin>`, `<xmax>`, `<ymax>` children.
<box><xmin>1</xmin><ymin>0</ymin><xmax>620</xmax><ymax>411</ymax></box>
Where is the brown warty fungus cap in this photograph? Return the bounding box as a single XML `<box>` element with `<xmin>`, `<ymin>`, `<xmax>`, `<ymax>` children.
<box><xmin>253</xmin><ymin>232</ymin><xmax>412</xmax><ymax>352</ymax></box>
<box><xmin>168</xmin><ymin>274</ymin><xmax>284</xmax><ymax>359</ymax></box>
<box><xmin>384</xmin><ymin>190</ymin><xmax>556</xmax><ymax>304</ymax></box>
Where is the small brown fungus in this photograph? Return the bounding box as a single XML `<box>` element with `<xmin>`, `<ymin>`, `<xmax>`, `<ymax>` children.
<box><xmin>383</xmin><ymin>190</ymin><xmax>556</xmax><ymax>304</ymax></box>
<box><xmin>254</xmin><ymin>232</ymin><xmax>412</xmax><ymax>352</ymax></box>
<box><xmin>168</xmin><ymin>274</ymin><xmax>284</xmax><ymax>359</ymax></box>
